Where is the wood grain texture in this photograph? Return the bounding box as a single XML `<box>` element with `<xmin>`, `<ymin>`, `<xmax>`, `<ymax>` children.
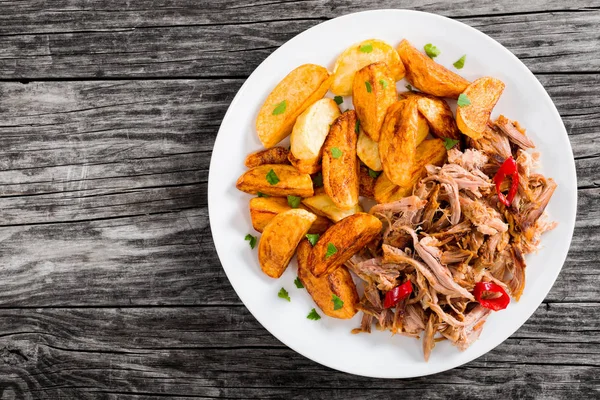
<box><xmin>0</xmin><ymin>0</ymin><xmax>599</xmax><ymax>398</ymax></box>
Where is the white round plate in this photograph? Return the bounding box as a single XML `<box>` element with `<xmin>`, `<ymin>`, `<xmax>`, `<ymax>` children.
<box><xmin>208</xmin><ymin>10</ymin><xmax>577</xmax><ymax>378</ymax></box>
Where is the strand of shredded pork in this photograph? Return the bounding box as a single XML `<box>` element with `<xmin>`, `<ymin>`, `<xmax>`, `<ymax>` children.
<box><xmin>346</xmin><ymin>117</ymin><xmax>556</xmax><ymax>361</ymax></box>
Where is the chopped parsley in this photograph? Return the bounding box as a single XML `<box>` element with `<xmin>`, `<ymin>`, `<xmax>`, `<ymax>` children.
<box><xmin>453</xmin><ymin>55</ymin><xmax>466</xmax><ymax>69</ymax></box>
<box><xmin>331</xmin><ymin>147</ymin><xmax>343</xmax><ymax>159</ymax></box>
<box><xmin>332</xmin><ymin>294</ymin><xmax>344</xmax><ymax>310</ymax></box>
<box><xmin>306</xmin><ymin>233</ymin><xmax>320</xmax><ymax>246</ymax></box>
<box><xmin>355</xmin><ymin>119</ymin><xmax>360</xmax><ymax>133</ymax></box>
<box><xmin>368</xmin><ymin>168</ymin><xmax>381</xmax><ymax>178</ymax></box>
<box><xmin>257</xmin><ymin>192</ymin><xmax>270</xmax><ymax>198</ymax></box>
<box><xmin>359</xmin><ymin>43</ymin><xmax>373</xmax><ymax>53</ymax></box>
<box><xmin>457</xmin><ymin>93</ymin><xmax>471</xmax><ymax>107</ymax></box>
<box><xmin>278</xmin><ymin>287</ymin><xmax>290</xmax><ymax>302</ymax></box>
<box><xmin>379</xmin><ymin>79</ymin><xmax>388</xmax><ymax>89</ymax></box>
<box><xmin>307</xmin><ymin>308</ymin><xmax>321</xmax><ymax>320</ymax></box>
<box><xmin>325</xmin><ymin>243</ymin><xmax>337</xmax><ymax>259</ymax></box>
<box><xmin>365</xmin><ymin>81</ymin><xmax>372</xmax><ymax>93</ymax></box>
<box><xmin>294</xmin><ymin>277</ymin><xmax>304</xmax><ymax>289</ymax></box>
<box><xmin>443</xmin><ymin>138</ymin><xmax>460</xmax><ymax>150</ymax></box>
<box><xmin>245</xmin><ymin>234</ymin><xmax>257</xmax><ymax>249</ymax></box>
<box><xmin>312</xmin><ymin>172</ymin><xmax>323</xmax><ymax>188</ymax></box>
<box><xmin>334</xmin><ymin>95</ymin><xmax>344</xmax><ymax>105</ymax></box>
<box><xmin>424</xmin><ymin>43</ymin><xmax>441</xmax><ymax>58</ymax></box>
<box><xmin>266</xmin><ymin>169</ymin><xmax>280</xmax><ymax>185</ymax></box>
<box><xmin>272</xmin><ymin>100</ymin><xmax>287</xmax><ymax>115</ymax></box>
<box><xmin>287</xmin><ymin>195</ymin><xmax>301</xmax><ymax>208</ymax></box>
<box><xmin>405</xmin><ymin>84</ymin><xmax>414</xmax><ymax>92</ymax></box>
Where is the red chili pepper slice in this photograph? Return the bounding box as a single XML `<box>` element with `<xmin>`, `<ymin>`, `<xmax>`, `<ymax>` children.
<box><xmin>383</xmin><ymin>281</ymin><xmax>413</xmax><ymax>308</ymax></box>
<box><xmin>473</xmin><ymin>281</ymin><xmax>510</xmax><ymax>311</ymax></box>
<box><xmin>493</xmin><ymin>156</ymin><xmax>519</xmax><ymax>207</ymax></box>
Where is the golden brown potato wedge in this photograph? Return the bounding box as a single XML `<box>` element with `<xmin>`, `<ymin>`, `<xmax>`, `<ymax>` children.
<box><xmin>331</xmin><ymin>39</ymin><xmax>405</xmax><ymax>96</ymax></box>
<box><xmin>307</xmin><ymin>213</ymin><xmax>382</xmax><ymax>277</ymax></box>
<box><xmin>397</xmin><ymin>39</ymin><xmax>470</xmax><ymax>99</ymax></box>
<box><xmin>301</xmin><ymin>191</ymin><xmax>363</xmax><ymax>222</ymax></box>
<box><xmin>352</xmin><ymin>62</ymin><xmax>397</xmax><ymax>142</ymax></box>
<box><xmin>244</xmin><ymin>147</ymin><xmax>291</xmax><ymax>168</ymax></box>
<box><xmin>356</xmin><ymin>127</ymin><xmax>382</xmax><ymax>171</ymax></box>
<box><xmin>256</xmin><ymin>64</ymin><xmax>332</xmax><ymax>148</ymax></box>
<box><xmin>290</xmin><ymin>98</ymin><xmax>341</xmax><ymax>170</ymax></box>
<box><xmin>359</xmin><ymin>164</ymin><xmax>377</xmax><ymax>199</ymax></box>
<box><xmin>258</xmin><ymin>209</ymin><xmax>316</xmax><ymax>278</ymax></box>
<box><xmin>288</xmin><ymin>152</ymin><xmax>321</xmax><ymax>175</ymax></box>
<box><xmin>236</xmin><ymin>164</ymin><xmax>313</xmax><ymax>197</ymax></box>
<box><xmin>322</xmin><ymin>111</ymin><xmax>360</xmax><ymax>209</ymax></box>
<box><xmin>379</xmin><ymin>99</ymin><xmax>419</xmax><ymax>187</ymax></box>
<box><xmin>456</xmin><ymin>77</ymin><xmax>505</xmax><ymax>139</ymax></box>
<box><xmin>373</xmin><ymin>139</ymin><xmax>448</xmax><ymax>203</ymax></box>
<box><xmin>297</xmin><ymin>239</ymin><xmax>358</xmax><ymax>319</ymax></box>
<box><xmin>249</xmin><ymin>197</ymin><xmax>331</xmax><ymax>234</ymax></box>
<box><xmin>399</xmin><ymin>92</ymin><xmax>460</xmax><ymax>141</ymax></box>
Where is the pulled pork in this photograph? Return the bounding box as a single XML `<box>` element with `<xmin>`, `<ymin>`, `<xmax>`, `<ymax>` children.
<box><xmin>350</xmin><ymin>116</ymin><xmax>556</xmax><ymax>360</ymax></box>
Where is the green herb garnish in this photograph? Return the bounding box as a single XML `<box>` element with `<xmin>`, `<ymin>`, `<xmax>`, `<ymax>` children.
<box><xmin>359</xmin><ymin>44</ymin><xmax>373</xmax><ymax>53</ymax></box>
<box><xmin>278</xmin><ymin>287</ymin><xmax>291</xmax><ymax>302</ymax></box>
<box><xmin>307</xmin><ymin>308</ymin><xmax>321</xmax><ymax>320</ymax></box>
<box><xmin>245</xmin><ymin>234</ymin><xmax>257</xmax><ymax>249</ymax></box>
<box><xmin>257</xmin><ymin>192</ymin><xmax>270</xmax><ymax>198</ymax></box>
<box><xmin>332</xmin><ymin>294</ymin><xmax>344</xmax><ymax>310</ymax></box>
<box><xmin>294</xmin><ymin>277</ymin><xmax>304</xmax><ymax>289</ymax></box>
<box><xmin>287</xmin><ymin>195</ymin><xmax>301</xmax><ymax>208</ymax></box>
<box><xmin>457</xmin><ymin>93</ymin><xmax>471</xmax><ymax>107</ymax></box>
<box><xmin>379</xmin><ymin>79</ymin><xmax>388</xmax><ymax>89</ymax></box>
<box><xmin>272</xmin><ymin>100</ymin><xmax>287</xmax><ymax>115</ymax></box>
<box><xmin>368</xmin><ymin>168</ymin><xmax>381</xmax><ymax>178</ymax></box>
<box><xmin>325</xmin><ymin>243</ymin><xmax>337</xmax><ymax>259</ymax></box>
<box><xmin>306</xmin><ymin>233</ymin><xmax>320</xmax><ymax>246</ymax></box>
<box><xmin>355</xmin><ymin>119</ymin><xmax>360</xmax><ymax>133</ymax></box>
<box><xmin>312</xmin><ymin>172</ymin><xmax>323</xmax><ymax>188</ymax></box>
<box><xmin>331</xmin><ymin>147</ymin><xmax>343</xmax><ymax>159</ymax></box>
<box><xmin>365</xmin><ymin>81</ymin><xmax>372</xmax><ymax>93</ymax></box>
<box><xmin>443</xmin><ymin>138</ymin><xmax>460</xmax><ymax>150</ymax></box>
<box><xmin>334</xmin><ymin>95</ymin><xmax>344</xmax><ymax>105</ymax></box>
<box><xmin>424</xmin><ymin>43</ymin><xmax>440</xmax><ymax>58</ymax></box>
<box><xmin>405</xmin><ymin>84</ymin><xmax>413</xmax><ymax>92</ymax></box>
<box><xmin>453</xmin><ymin>55</ymin><xmax>466</xmax><ymax>69</ymax></box>
<box><xmin>266</xmin><ymin>169</ymin><xmax>280</xmax><ymax>185</ymax></box>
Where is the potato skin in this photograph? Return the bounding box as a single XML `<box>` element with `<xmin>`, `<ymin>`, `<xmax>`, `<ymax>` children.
<box><xmin>374</xmin><ymin>139</ymin><xmax>447</xmax><ymax>203</ymax></box>
<box><xmin>244</xmin><ymin>147</ymin><xmax>291</xmax><ymax>168</ymax></box>
<box><xmin>379</xmin><ymin>99</ymin><xmax>419</xmax><ymax>187</ymax></box>
<box><xmin>236</xmin><ymin>164</ymin><xmax>313</xmax><ymax>197</ymax></box>
<box><xmin>308</xmin><ymin>213</ymin><xmax>382</xmax><ymax>277</ymax></box>
<box><xmin>249</xmin><ymin>197</ymin><xmax>331</xmax><ymax>234</ymax></box>
<box><xmin>400</xmin><ymin>92</ymin><xmax>460</xmax><ymax>141</ymax></box>
<box><xmin>258</xmin><ymin>209</ymin><xmax>316</xmax><ymax>278</ymax></box>
<box><xmin>297</xmin><ymin>240</ymin><xmax>359</xmax><ymax>319</ymax></box>
<box><xmin>288</xmin><ymin>152</ymin><xmax>321</xmax><ymax>175</ymax></box>
<box><xmin>301</xmin><ymin>191</ymin><xmax>363</xmax><ymax>222</ymax></box>
<box><xmin>322</xmin><ymin>111</ymin><xmax>360</xmax><ymax>210</ymax></box>
<box><xmin>331</xmin><ymin>39</ymin><xmax>406</xmax><ymax>96</ymax></box>
<box><xmin>256</xmin><ymin>64</ymin><xmax>332</xmax><ymax>148</ymax></box>
<box><xmin>359</xmin><ymin>164</ymin><xmax>377</xmax><ymax>199</ymax></box>
<box><xmin>457</xmin><ymin>77</ymin><xmax>505</xmax><ymax>139</ymax></box>
<box><xmin>352</xmin><ymin>62</ymin><xmax>397</xmax><ymax>142</ymax></box>
<box><xmin>397</xmin><ymin>39</ymin><xmax>469</xmax><ymax>99</ymax></box>
<box><xmin>356</xmin><ymin>128</ymin><xmax>382</xmax><ymax>171</ymax></box>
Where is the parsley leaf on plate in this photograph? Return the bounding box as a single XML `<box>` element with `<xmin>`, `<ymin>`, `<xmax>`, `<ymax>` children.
<box><xmin>266</xmin><ymin>169</ymin><xmax>280</xmax><ymax>185</ymax></box>
<box><xmin>365</xmin><ymin>81</ymin><xmax>372</xmax><ymax>93</ymax></box>
<box><xmin>457</xmin><ymin>93</ymin><xmax>471</xmax><ymax>107</ymax></box>
<box><xmin>294</xmin><ymin>277</ymin><xmax>304</xmax><ymax>289</ymax></box>
<box><xmin>443</xmin><ymin>138</ymin><xmax>460</xmax><ymax>150</ymax></box>
<box><xmin>325</xmin><ymin>243</ymin><xmax>337</xmax><ymax>259</ymax></box>
<box><xmin>307</xmin><ymin>308</ymin><xmax>321</xmax><ymax>320</ymax></box>
<box><xmin>257</xmin><ymin>192</ymin><xmax>270</xmax><ymax>198</ymax></box>
<box><xmin>287</xmin><ymin>195</ymin><xmax>301</xmax><ymax>208</ymax></box>
<box><xmin>306</xmin><ymin>233</ymin><xmax>320</xmax><ymax>246</ymax></box>
<box><xmin>424</xmin><ymin>43</ymin><xmax>440</xmax><ymax>58</ymax></box>
<box><xmin>272</xmin><ymin>100</ymin><xmax>287</xmax><ymax>115</ymax></box>
<box><xmin>331</xmin><ymin>147</ymin><xmax>343</xmax><ymax>159</ymax></box>
<box><xmin>368</xmin><ymin>168</ymin><xmax>381</xmax><ymax>178</ymax></box>
<box><xmin>334</xmin><ymin>95</ymin><xmax>344</xmax><ymax>105</ymax></box>
<box><xmin>278</xmin><ymin>287</ymin><xmax>290</xmax><ymax>302</ymax></box>
<box><xmin>453</xmin><ymin>55</ymin><xmax>466</xmax><ymax>69</ymax></box>
<box><xmin>245</xmin><ymin>234</ymin><xmax>257</xmax><ymax>249</ymax></box>
<box><xmin>359</xmin><ymin>43</ymin><xmax>373</xmax><ymax>53</ymax></box>
<box><xmin>332</xmin><ymin>294</ymin><xmax>344</xmax><ymax>310</ymax></box>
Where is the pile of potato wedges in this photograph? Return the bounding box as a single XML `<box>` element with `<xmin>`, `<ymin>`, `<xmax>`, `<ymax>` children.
<box><xmin>235</xmin><ymin>38</ymin><xmax>506</xmax><ymax>320</ymax></box>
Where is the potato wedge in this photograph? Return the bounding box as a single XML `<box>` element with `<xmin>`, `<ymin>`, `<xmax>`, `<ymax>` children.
<box><xmin>456</xmin><ymin>77</ymin><xmax>505</xmax><ymax>139</ymax></box>
<box><xmin>256</xmin><ymin>64</ymin><xmax>332</xmax><ymax>148</ymax></box>
<box><xmin>374</xmin><ymin>139</ymin><xmax>448</xmax><ymax>203</ymax></box>
<box><xmin>297</xmin><ymin>239</ymin><xmax>358</xmax><ymax>319</ymax></box>
<box><xmin>322</xmin><ymin>111</ymin><xmax>359</xmax><ymax>209</ymax></box>
<box><xmin>288</xmin><ymin>152</ymin><xmax>321</xmax><ymax>175</ymax></box>
<box><xmin>244</xmin><ymin>147</ymin><xmax>290</xmax><ymax>168</ymax></box>
<box><xmin>400</xmin><ymin>92</ymin><xmax>460</xmax><ymax>141</ymax></box>
<box><xmin>352</xmin><ymin>62</ymin><xmax>397</xmax><ymax>142</ymax></box>
<box><xmin>379</xmin><ymin>99</ymin><xmax>419</xmax><ymax>187</ymax></box>
<box><xmin>236</xmin><ymin>164</ymin><xmax>313</xmax><ymax>197</ymax></box>
<box><xmin>258</xmin><ymin>209</ymin><xmax>316</xmax><ymax>278</ymax></box>
<box><xmin>308</xmin><ymin>213</ymin><xmax>382</xmax><ymax>277</ymax></box>
<box><xmin>290</xmin><ymin>98</ymin><xmax>341</xmax><ymax>165</ymax></box>
<box><xmin>356</xmin><ymin>127</ymin><xmax>382</xmax><ymax>171</ymax></box>
<box><xmin>359</xmin><ymin>164</ymin><xmax>376</xmax><ymax>199</ymax></box>
<box><xmin>302</xmin><ymin>191</ymin><xmax>363</xmax><ymax>222</ymax></box>
<box><xmin>249</xmin><ymin>197</ymin><xmax>331</xmax><ymax>234</ymax></box>
<box><xmin>397</xmin><ymin>39</ymin><xmax>469</xmax><ymax>98</ymax></box>
<box><xmin>331</xmin><ymin>39</ymin><xmax>405</xmax><ymax>96</ymax></box>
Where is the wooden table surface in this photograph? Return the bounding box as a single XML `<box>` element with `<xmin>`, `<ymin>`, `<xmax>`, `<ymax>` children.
<box><xmin>1</xmin><ymin>1</ymin><xmax>599</xmax><ymax>398</ymax></box>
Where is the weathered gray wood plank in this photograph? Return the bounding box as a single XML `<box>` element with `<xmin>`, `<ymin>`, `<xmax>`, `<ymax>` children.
<box><xmin>1</xmin><ymin>9</ymin><xmax>600</xmax><ymax>78</ymax></box>
<box><xmin>0</xmin><ymin>304</ymin><xmax>596</xmax><ymax>398</ymax></box>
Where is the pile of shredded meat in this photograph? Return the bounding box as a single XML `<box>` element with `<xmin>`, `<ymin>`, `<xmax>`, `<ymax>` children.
<box><xmin>346</xmin><ymin>116</ymin><xmax>556</xmax><ymax>361</ymax></box>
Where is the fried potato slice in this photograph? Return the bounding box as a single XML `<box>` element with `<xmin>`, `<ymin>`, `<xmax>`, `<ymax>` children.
<box><xmin>374</xmin><ymin>139</ymin><xmax>448</xmax><ymax>203</ymax></box>
<box><xmin>308</xmin><ymin>213</ymin><xmax>382</xmax><ymax>277</ymax></box>
<box><xmin>256</xmin><ymin>64</ymin><xmax>332</xmax><ymax>148</ymax></box>
<box><xmin>288</xmin><ymin>152</ymin><xmax>321</xmax><ymax>175</ymax></box>
<box><xmin>297</xmin><ymin>240</ymin><xmax>358</xmax><ymax>319</ymax></box>
<box><xmin>258</xmin><ymin>209</ymin><xmax>316</xmax><ymax>278</ymax></box>
<box><xmin>301</xmin><ymin>191</ymin><xmax>363</xmax><ymax>222</ymax></box>
<box><xmin>236</xmin><ymin>164</ymin><xmax>313</xmax><ymax>197</ymax></box>
<box><xmin>359</xmin><ymin>164</ymin><xmax>377</xmax><ymax>199</ymax></box>
<box><xmin>331</xmin><ymin>39</ymin><xmax>405</xmax><ymax>96</ymax></box>
<box><xmin>322</xmin><ymin>111</ymin><xmax>359</xmax><ymax>209</ymax></box>
<box><xmin>244</xmin><ymin>147</ymin><xmax>291</xmax><ymax>168</ymax></box>
<box><xmin>400</xmin><ymin>92</ymin><xmax>460</xmax><ymax>141</ymax></box>
<box><xmin>356</xmin><ymin>127</ymin><xmax>382</xmax><ymax>171</ymax></box>
<box><xmin>290</xmin><ymin>98</ymin><xmax>341</xmax><ymax>161</ymax></box>
<box><xmin>249</xmin><ymin>197</ymin><xmax>331</xmax><ymax>234</ymax></box>
<box><xmin>352</xmin><ymin>62</ymin><xmax>397</xmax><ymax>142</ymax></box>
<box><xmin>397</xmin><ymin>39</ymin><xmax>470</xmax><ymax>98</ymax></box>
<box><xmin>379</xmin><ymin>99</ymin><xmax>418</xmax><ymax>187</ymax></box>
<box><xmin>456</xmin><ymin>77</ymin><xmax>506</xmax><ymax>139</ymax></box>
